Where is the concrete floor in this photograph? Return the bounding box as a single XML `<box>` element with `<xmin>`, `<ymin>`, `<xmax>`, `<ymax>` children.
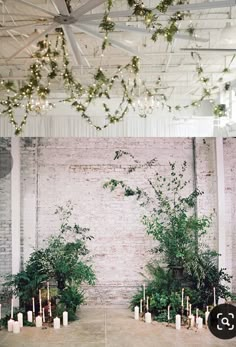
<box><xmin>0</xmin><ymin>307</ymin><xmax>236</xmax><ymax>347</ymax></box>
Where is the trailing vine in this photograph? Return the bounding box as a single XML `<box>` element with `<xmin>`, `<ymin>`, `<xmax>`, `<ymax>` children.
<box><xmin>0</xmin><ymin>31</ymin><xmax>140</xmax><ymax>134</ymax></box>
<box><xmin>0</xmin><ymin>0</ymin><xmax>235</xmax><ymax>134</ymax></box>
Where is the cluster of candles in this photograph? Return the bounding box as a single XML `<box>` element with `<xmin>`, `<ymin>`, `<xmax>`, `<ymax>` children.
<box><xmin>134</xmin><ymin>284</ymin><xmax>152</xmax><ymax>323</ymax></box>
<box><xmin>0</xmin><ymin>282</ymin><xmax>69</xmax><ymax>333</ymax></box>
<box><xmin>133</xmin><ymin>285</ymin><xmax>217</xmax><ymax>330</ymax></box>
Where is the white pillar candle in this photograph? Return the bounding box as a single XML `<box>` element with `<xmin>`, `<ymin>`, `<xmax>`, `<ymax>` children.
<box><xmin>36</xmin><ymin>315</ymin><xmax>42</xmax><ymax>328</ymax></box>
<box><xmin>186</xmin><ymin>296</ymin><xmax>189</xmax><ymax>311</ymax></box>
<box><xmin>213</xmin><ymin>287</ymin><xmax>216</xmax><ymax>306</ymax></box>
<box><xmin>13</xmin><ymin>321</ymin><xmax>20</xmax><ymax>334</ymax></box>
<box><xmin>145</xmin><ymin>312</ymin><xmax>151</xmax><ymax>323</ymax></box>
<box><xmin>42</xmin><ymin>308</ymin><xmax>45</xmax><ymax>323</ymax></box>
<box><xmin>167</xmin><ymin>305</ymin><xmax>170</xmax><ymax>320</ymax></box>
<box><xmin>47</xmin><ymin>282</ymin><xmax>50</xmax><ymax>302</ymax></box>
<box><xmin>146</xmin><ymin>296</ymin><xmax>149</xmax><ymax>311</ymax></box>
<box><xmin>53</xmin><ymin>316</ymin><xmax>60</xmax><ymax>329</ymax></box>
<box><xmin>17</xmin><ymin>312</ymin><xmax>23</xmax><ymax>328</ymax></box>
<box><xmin>134</xmin><ymin>306</ymin><xmax>139</xmax><ymax>320</ymax></box>
<box><xmin>8</xmin><ymin>319</ymin><xmax>14</xmax><ymax>332</ymax></box>
<box><xmin>175</xmin><ymin>314</ymin><xmax>181</xmax><ymax>330</ymax></box>
<box><xmin>181</xmin><ymin>288</ymin><xmax>184</xmax><ymax>307</ymax></box>
<box><xmin>140</xmin><ymin>299</ymin><xmax>143</xmax><ymax>313</ymax></box>
<box><xmin>189</xmin><ymin>303</ymin><xmax>192</xmax><ymax>316</ymax></box>
<box><xmin>32</xmin><ymin>297</ymin><xmax>35</xmax><ymax>313</ymax></box>
<box><xmin>63</xmin><ymin>311</ymin><xmax>68</xmax><ymax>326</ymax></box>
<box><xmin>39</xmin><ymin>289</ymin><xmax>42</xmax><ymax>314</ymax></box>
<box><xmin>197</xmin><ymin>317</ymin><xmax>203</xmax><ymax>329</ymax></box>
<box><xmin>27</xmin><ymin>311</ymin><xmax>33</xmax><ymax>323</ymax></box>
<box><xmin>0</xmin><ymin>303</ymin><xmax>1</xmax><ymax>320</ymax></box>
<box><xmin>143</xmin><ymin>284</ymin><xmax>145</xmax><ymax>301</ymax></box>
<box><xmin>11</xmin><ymin>297</ymin><xmax>13</xmax><ymax>319</ymax></box>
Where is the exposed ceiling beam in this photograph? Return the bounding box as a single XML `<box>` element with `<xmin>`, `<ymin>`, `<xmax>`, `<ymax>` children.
<box><xmin>74</xmin><ymin>23</ymin><xmax>139</xmax><ymax>56</ymax></box>
<box><xmin>51</xmin><ymin>0</ymin><xmax>70</xmax><ymax>16</ymax></box>
<box><xmin>11</xmin><ymin>0</ymin><xmax>56</xmax><ymax>17</ymax></box>
<box><xmin>181</xmin><ymin>48</ymin><xmax>236</xmax><ymax>52</ymax></box>
<box><xmin>62</xmin><ymin>25</ymin><xmax>90</xmax><ymax>67</ymax></box>
<box><xmin>8</xmin><ymin>23</ymin><xmax>57</xmax><ymax>60</ymax></box>
<box><xmin>73</xmin><ymin>0</ymin><xmax>106</xmax><ymax>19</ymax></box>
<box><xmin>79</xmin><ymin>0</ymin><xmax>236</xmax><ymax>21</ymax></box>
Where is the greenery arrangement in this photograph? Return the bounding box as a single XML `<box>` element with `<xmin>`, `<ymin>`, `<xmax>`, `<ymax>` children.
<box><xmin>104</xmin><ymin>151</ymin><xmax>234</xmax><ymax>322</ymax></box>
<box><xmin>2</xmin><ymin>201</ymin><xmax>95</xmax><ymax>322</ymax></box>
<box><xmin>0</xmin><ymin>0</ymin><xmax>234</xmax><ymax>133</ymax></box>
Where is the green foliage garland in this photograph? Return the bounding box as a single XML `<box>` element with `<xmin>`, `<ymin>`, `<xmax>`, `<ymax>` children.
<box><xmin>0</xmin><ymin>0</ymin><xmax>235</xmax><ymax>134</ymax></box>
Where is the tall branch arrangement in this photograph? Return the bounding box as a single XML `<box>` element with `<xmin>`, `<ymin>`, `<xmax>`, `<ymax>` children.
<box><xmin>104</xmin><ymin>151</ymin><xmax>233</xmax><ymax>321</ymax></box>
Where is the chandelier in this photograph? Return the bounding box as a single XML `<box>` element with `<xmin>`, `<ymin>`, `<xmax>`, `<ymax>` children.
<box><xmin>133</xmin><ymin>94</ymin><xmax>160</xmax><ymax>118</ymax></box>
<box><xmin>29</xmin><ymin>97</ymin><xmax>54</xmax><ymax>116</ymax></box>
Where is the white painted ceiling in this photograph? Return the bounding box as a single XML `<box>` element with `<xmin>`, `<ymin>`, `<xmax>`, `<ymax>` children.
<box><xmin>0</xmin><ymin>0</ymin><xmax>236</xmax><ymax>105</ymax></box>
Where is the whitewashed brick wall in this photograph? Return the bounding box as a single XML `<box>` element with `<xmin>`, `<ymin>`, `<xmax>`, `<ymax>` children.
<box><xmin>0</xmin><ymin>139</ymin><xmax>12</xmax><ymax>285</ymax></box>
<box><xmin>0</xmin><ymin>138</ymin><xmax>235</xmax><ymax>304</ymax></box>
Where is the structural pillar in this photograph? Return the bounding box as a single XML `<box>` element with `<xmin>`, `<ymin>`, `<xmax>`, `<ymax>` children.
<box><xmin>215</xmin><ymin>138</ymin><xmax>230</xmax><ymax>296</ymax></box>
<box><xmin>11</xmin><ymin>137</ymin><xmax>21</xmax><ymax>307</ymax></box>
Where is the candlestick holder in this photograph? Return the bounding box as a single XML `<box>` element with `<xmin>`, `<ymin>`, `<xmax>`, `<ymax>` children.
<box><xmin>139</xmin><ymin>299</ymin><xmax>146</xmax><ymax>320</ymax></box>
<box><xmin>181</xmin><ymin>306</ymin><xmax>184</xmax><ymax>325</ymax></box>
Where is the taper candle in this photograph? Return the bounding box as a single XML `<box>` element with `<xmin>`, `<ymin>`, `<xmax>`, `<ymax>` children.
<box><xmin>39</xmin><ymin>289</ymin><xmax>42</xmax><ymax>314</ymax></box>
<box><xmin>47</xmin><ymin>282</ymin><xmax>50</xmax><ymax>302</ymax></box>
<box><xmin>32</xmin><ymin>297</ymin><xmax>35</xmax><ymax>313</ymax></box>
<box><xmin>0</xmin><ymin>303</ymin><xmax>1</xmax><ymax>320</ymax></box>
<box><xmin>189</xmin><ymin>303</ymin><xmax>192</xmax><ymax>316</ymax></box>
<box><xmin>181</xmin><ymin>288</ymin><xmax>184</xmax><ymax>307</ymax></box>
<box><xmin>196</xmin><ymin>308</ymin><xmax>199</xmax><ymax>319</ymax></box>
<box><xmin>49</xmin><ymin>301</ymin><xmax>52</xmax><ymax>317</ymax></box>
<box><xmin>146</xmin><ymin>296</ymin><xmax>149</xmax><ymax>311</ymax></box>
<box><xmin>213</xmin><ymin>287</ymin><xmax>216</xmax><ymax>306</ymax></box>
<box><xmin>186</xmin><ymin>296</ymin><xmax>189</xmax><ymax>311</ymax></box>
<box><xmin>42</xmin><ymin>308</ymin><xmax>45</xmax><ymax>323</ymax></box>
<box><xmin>140</xmin><ymin>299</ymin><xmax>143</xmax><ymax>313</ymax></box>
<box><xmin>143</xmin><ymin>284</ymin><xmax>145</xmax><ymax>301</ymax></box>
<box><xmin>205</xmin><ymin>307</ymin><xmax>209</xmax><ymax>327</ymax></box>
<box><xmin>11</xmin><ymin>297</ymin><xmax>13</xmax><ymax>319</ymax></box>
<box><xmin>168</xmin><ymin>305</ymin><xmax>170</xmax><ymax>321</ymax></box>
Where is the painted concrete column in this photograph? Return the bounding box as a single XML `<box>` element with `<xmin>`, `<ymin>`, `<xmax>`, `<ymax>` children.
<box><xmin>215</xmin><ymin>138</ymin><xmax>227</xmax><ymax>275</ymax></box>
<box><xmin>11</xmin><ymin>138</ymin><xmax>21</xmax><ymax>307</ymax></box>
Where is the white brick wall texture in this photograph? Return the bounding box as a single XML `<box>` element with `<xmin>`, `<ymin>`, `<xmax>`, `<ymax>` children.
<box><xmin>0</xmin><ymin>137</ymin><xmax>235</xmax><ymax>303</ymax></box>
